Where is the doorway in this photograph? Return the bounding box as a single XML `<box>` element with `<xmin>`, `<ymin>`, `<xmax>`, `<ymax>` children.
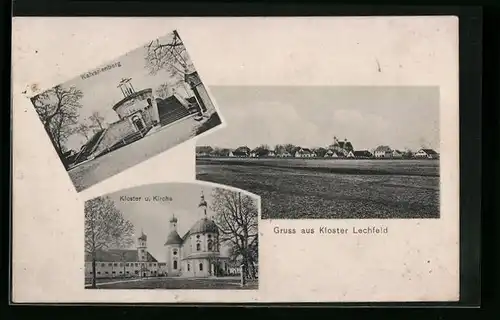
<box><xmin>132</xmin><ymin>116</ymin><xmax>145</xmax><ymax>131</ymax></box>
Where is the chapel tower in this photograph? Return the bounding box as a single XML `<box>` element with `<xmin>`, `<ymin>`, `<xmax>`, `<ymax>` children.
<box><xmin>137</xmin><ymin>231</ymin><xmax>148</xmax><ymax>262</ymax></box>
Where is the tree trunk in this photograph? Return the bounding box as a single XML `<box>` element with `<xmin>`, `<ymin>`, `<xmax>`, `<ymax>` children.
<box><xmin>44</xmin><ymin>122</ymin><xmax>69</xmax><ymax>170</ymax></box>
<box><xmin>91</xmin><ymin>257</ymin><xmax>97</xmax><ymax>288</ymax></box>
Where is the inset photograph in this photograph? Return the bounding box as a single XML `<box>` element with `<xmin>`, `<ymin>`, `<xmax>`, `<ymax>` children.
<box><xmin>196</xmin><ymin>86</ymin><xmax>440</xmax><ymax>219</ymax></box>
<box><xmin>29</xmin><ymin>30</ymin><xmax>223</xmax><ymax>192</ymax></box>
<box><xmin>84</xmin><ymin>182</ymin><xmax>259</xmax><ymax>290</ymax></box>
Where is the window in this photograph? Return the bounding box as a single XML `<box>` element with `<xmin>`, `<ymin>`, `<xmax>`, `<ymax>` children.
<box><xmin>207</xmin><ymin>240</ymin><xmax>213</xmax><ymax>251</ymax></box>
<box><xmin>187</xmin><ymin>264</ymin><xmax>190</xmax><ymax>271</ymax></box>
<box><xmin>105</xmin><ymin>272</ymin><xmax>109</xmax><ymax>274</ymax></box>
<box><xmin>208</xmin><ymin>234</ymin><xmax>212</xmax><ymax>239</ymax></box>
<box><xmin>119</xmin><ymin>271</ymin><xmax>122</xmax><ymax>274</ymax></box>
<box><xmin>196</xmin><ymin>243</ymin><xmax>201</xmax><ymax>251</ymax></box>
<box><xmin>173</xmin><ymin>260</ymin><xmax>178</xmax><ymax>270</ymax></box>
<box><xmin>97</xmin><ymin>272</ymin><xmax>101</xmax><ymax>275</ymax></box>
<box><xmin>108</xmin><ymin>263</ymin><xmax>112</xmax><ymax>267</ymax></box>
<box><xmin>149</xmin><ymin>263</ymin><xmax>152</xmax><ymax>267</ymax></box>
<box><xmin>112</xmin><ymin>271</ymin><xmax>115</xmax><ymax>274</ymax></box>
<box><xmin>126</xmin><ymin>271</ymin><xmax>129</xmax><ymax>274</ymax></box>
<box><xmin>196</xmin><ymin>235</ymin><xmax>200</xmax><ymax>239</ymax></box>
<box><xmin>135</xmin><ymin>270</ymin><xmax>138</xmax><ymax>275</ymax></box>
<box><xmin>90</xmin><ymin>272</ymin><xmax>93</xmax><ymax>274</ymax></box>
<box><xmin>101</xmin><ymin>263</ymin><xmax>105</xmax><ymax>267</ymax></box>
<box><xmin>199</xmin><ymin>263</ymin><xmax>203</xmax><ymax>271</ymax></box>
<box><xmin>135</xmin><ymin>263</ymin><xmax>139</xmax><ymax>267</ymax></box>
<box><xmin>114</xmin><ymin>263</ymin><xmax>117</xmax><ymax>267</ymax></box>
<box><xmin>126</xmin><ymin>263</ymin><xmax>129</xmax><ymax>267</ymax></box>
<box><xmin>120</xmin><ymin>263</ymin><xmax>123</xmax><ymax>267</ymax></box>
<box><xmin>173</xmin><ymin>250</ymin><xmax>177</xmax><ymax>256</ymax></box>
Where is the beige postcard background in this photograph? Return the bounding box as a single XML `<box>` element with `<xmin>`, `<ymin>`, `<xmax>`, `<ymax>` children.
<box><xmin>12</xmin><ymin>17</ymin><xmax>459</xmax><ymax>303</ymax></box>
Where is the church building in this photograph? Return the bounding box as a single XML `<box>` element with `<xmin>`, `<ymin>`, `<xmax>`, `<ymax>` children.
<box><xmin>85</xmin><ymin>231</ymin><xmax>167</xmax><ymax>280</ymax></box>
<box><xmin>164</xmin><ymin>193</ymin><xmax>230</xmax><ymax>278</ymax></box>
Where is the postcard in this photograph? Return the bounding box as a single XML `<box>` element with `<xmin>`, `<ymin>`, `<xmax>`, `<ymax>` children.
<box><xmin>26</xmin><ymin>30</ymin><xmax>223</xmax><ymax>192</ymax></box>
<box><xmin>12</xmin><ymin>16</ymin><xmax>459</xmax><ymax>304</ymax></box>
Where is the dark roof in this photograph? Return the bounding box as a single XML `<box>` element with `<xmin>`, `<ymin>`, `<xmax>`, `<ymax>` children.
<box><xmin>298</xmin><ymin>148</ymin><xmax>313</xmax><ymax>153</ymax></box>
<box><xmin>138</xmin><ymin>232</ymin><xmax>147</xmax><ymax>241</ymax></box>
<box><xmin>165</xmin><ymin>230</ymin><xmax>183</xmax><ymax>245</ymax></box>
<box><xmin>420</xmin><ymin>148</ymin><xmax>438</xmax><ymax>154</ymax></box>
<box><xmin>187</xmin><ymin>218</ymin><xmax>219</xmax><ymax>236</ymax></box>
<box><xmin>85</xmin><ymin>249</ymin><xmax>158</xmax><ymax>262</ymax></box>
<box><xmin>353</xmin><ymin>150</ymin><xmax>372</xmax><ymax>156</ymax></box>
<box><xmin>112</xmin><ymin>88</ymin><xmax>153</xmax><ymax>111</ymax></box>
<box><xmin>375</xmin><ymin>145</ymin><xmax>391</xmax><ymax>152</ymax></box>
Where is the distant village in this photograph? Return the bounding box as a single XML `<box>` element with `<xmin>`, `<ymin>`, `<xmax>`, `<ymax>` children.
<box><xmin>197</xmin><ymin>136</ymin><xmax>439</xmax><ymax>160</ymax></box>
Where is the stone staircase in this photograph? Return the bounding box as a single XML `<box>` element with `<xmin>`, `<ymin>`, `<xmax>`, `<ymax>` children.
<box><xmin>157</xmin><ymin>95</ymin><xmax>192</xmax><ymax>127</ymax></box>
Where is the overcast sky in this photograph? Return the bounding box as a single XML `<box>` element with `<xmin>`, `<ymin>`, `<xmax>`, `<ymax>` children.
<box><xmin>42</xmin><ymin>31</ymin><xmax>194</xmax><ymax>151</ymax></box>
<box><xmin>105</xmin><ymin>183</ymin><xmax>244</xmax><ymax>262</ymax></box>
<box><xmin>199</xmin><ymin>86</ymin><xmax>440</xmax><ymax>152</ymax></box>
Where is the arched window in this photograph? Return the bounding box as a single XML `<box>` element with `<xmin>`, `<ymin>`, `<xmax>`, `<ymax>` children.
<box><xmin>207</xmin><ymin>240</ymin><xmax>213</xmax><ymax>251</ymax></box>
<box><xmin>196</xmin><ymin>243</ymin><xmax>201</xmax><ymax>251</ymax></box>
<box><xmin>173</xmin><ymin>260</ymin><xmax>178</xmax><ymax>270</ymax></box>
<box><xmin>199</xmin><ymin>263</ymin><xmax>203</xmax><ymax>271</ymax></box>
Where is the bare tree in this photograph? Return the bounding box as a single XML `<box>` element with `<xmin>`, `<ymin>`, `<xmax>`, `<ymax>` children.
<box><xmin>88</xmin><ymin>111</ymin><xmax>106</xmax><ymax>131</ymax></box>
<box><xmin>30</xmin><ymin>85</ymin><xmax>84</xmax><ymax>168</ymax></box>
<box><xmin>155</xmin><ymin>83</ymin><xmax>172</xmax><ymax>99</ymax></box>
<box><xmin>85</xmin><ymin>196</ymin><xmax>134</xmax><ymax>288</ymax></box>
<box><xmin>211</xmin><ymin>189</ymin><xmax>259</xmax><ymax>282</ymax></box>
<box><xmin>74</xmin><ymin>123</ymin><xmax>93</xmax><ymax>141</ymax></box>
<box><xmin>144</xmin><ymin>30</ymin><xmax>195</xmax><ymax>78</ymax></box>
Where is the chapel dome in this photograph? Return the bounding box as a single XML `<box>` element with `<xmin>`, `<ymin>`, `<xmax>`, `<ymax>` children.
<box><xmin>188</xmin><ymin>218</ymin><xmax>219</xmax><ymax>235</ymax></box>
<box><xmin>165</xmin><ymin>230</ymin><xmax>183</xmax><ymax>245</ymax></box>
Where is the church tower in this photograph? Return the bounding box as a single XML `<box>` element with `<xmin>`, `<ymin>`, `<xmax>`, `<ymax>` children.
<box><xmin>137</xmin><ymin>231</ymin><xmax>148</xmax><ymax>262</ymax></box>
<box><xmin>199</xmin><ymin>191</ymin><xmax>208</xmax><ymax>217</ymax></box>
<box><xmin>165</xmin><ymin>214</ymin><xmax>183</xmax><ymax>276</ymax></box>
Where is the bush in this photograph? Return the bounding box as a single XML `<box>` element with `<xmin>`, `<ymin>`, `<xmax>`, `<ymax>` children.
<box><xmin>196</xmin><ymin>112</ymin><xmax>222</xmax><ymax>135</ymax></box>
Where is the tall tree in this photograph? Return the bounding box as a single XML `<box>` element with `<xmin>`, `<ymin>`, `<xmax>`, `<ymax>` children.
<box><xmin>283</xmin><ymin>144</ymin><xmax>296</xmax><ymax>155</ymax></box>
<box><xmin>85</xmin><ymin>196</ymin><xmax>134</xmax><ymax>288</ymax></box>
<box><xmin>211</xmin><ymin>189</ymin><xmax>259</xmax><ymax>281</ymax></box>
<box><xmin>88</xmin><ymin>111</ymin><xmax>106</xmax><ymax>131</ymax></box>
<box><xmin>30</xmin><ymin>85</ymin><xmax>84</xmax><ymax>168</ymax></box>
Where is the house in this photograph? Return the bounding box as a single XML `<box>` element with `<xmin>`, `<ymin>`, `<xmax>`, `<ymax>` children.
<box><xmin>277</xmin><ymin>151</ymin><xmax>292</xmax><ymax>157</ymax></box>
<box><xmin>85</xmin><ymin>232</ymin><xmax>168</xmax><ymax>280</ymax></box>
<box><xmin>230</xmin><ymin>146</ymin><xmax>250</xmax><ymax>157</ymax></box>
<box><xmin>415</xmin><ymin>148</ymin><xmax>439</xmax><ymax>159</ymax></box>
<box><xmin>347</xmin><ymin>151</ymin><xmax>355</xmax><ymax>158</ymax></box>
<box><xmin>268</xmin><ymin>150</ymin><xmax>276</xmax><ymax>157</ymax></box>
<box><xmin>295</xmin><ymin>148</ymin><xmax>316</xmax><ymax>158</ymax></box>
<box><xmin>330</xmin><ymin>136</ymin><xmax>354</xmax><ymax>154</ymax></box>
<box><xmin>392</xmin><ymin>150</ymin><xmax>403</xmax><ymax>158</ymax></box>
<box><xmin>374</xmin><ymin>145</ymin><xmax>392</xmax><ymax>158</ymax></box>
<box><xmin>353</xmin><ymin>150</ymin><xmax>373</xmax><ymax>158</ymax></box>
<box><xmin>324</xmin><ymin>149</ymin><xmax>341</xmax><ymax>158</ymax></box>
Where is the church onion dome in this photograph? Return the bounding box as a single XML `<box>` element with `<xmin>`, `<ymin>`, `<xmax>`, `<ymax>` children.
<box><xmin>198</xmin><ymin>194</ymin><xmax>208</xmax><ymax>207</ymax></box>
<box><xmin>170</xmin><ymin>215</ymin><xmax>178</xmax><ymax>223</ymax></box>
<box><xmin>165</xmin><ymin>230</ymin><xmax>183</xmax><ymax>245</ymax></box>
<box><xmin>138</xmin><ymin>232</ymin><xmax>147</xmax><ymax>241</ymax></box>
<box><xmin>188</xmin><ymin>218</ymin><xmax>219</xmax><ymax>235</ymax></box>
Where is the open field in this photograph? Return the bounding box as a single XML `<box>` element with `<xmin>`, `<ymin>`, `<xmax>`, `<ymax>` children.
<box><xmin>196</xmin><ymin>158</ymin><xmax>440</xmax><ymax>219</ymax></box>
<box><xmin>86</xmin><ymin>277</ymin><xmax>258</xmax><ymax>290</ymax></box>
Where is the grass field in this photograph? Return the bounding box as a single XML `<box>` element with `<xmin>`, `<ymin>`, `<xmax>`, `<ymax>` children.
<box><xmin>196</xmin><ymin>158</ymin><xmax>440</xmax><ymax>219</ymax></box>
<box><xmin>86</xmin><ymin>277</ymin><xmax>258</xmax><ymax>290</ymax></box>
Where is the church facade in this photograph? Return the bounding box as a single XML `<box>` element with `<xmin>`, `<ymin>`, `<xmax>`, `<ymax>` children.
<box><xmin>85</xmin><ymin>193</ymin><xmax>230</xmax><ymax>281</ymax></box>
<box><xmin>164</xmin><ymin>193</ymin><xmax>230</xmax><ymax>278</ymax></box>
